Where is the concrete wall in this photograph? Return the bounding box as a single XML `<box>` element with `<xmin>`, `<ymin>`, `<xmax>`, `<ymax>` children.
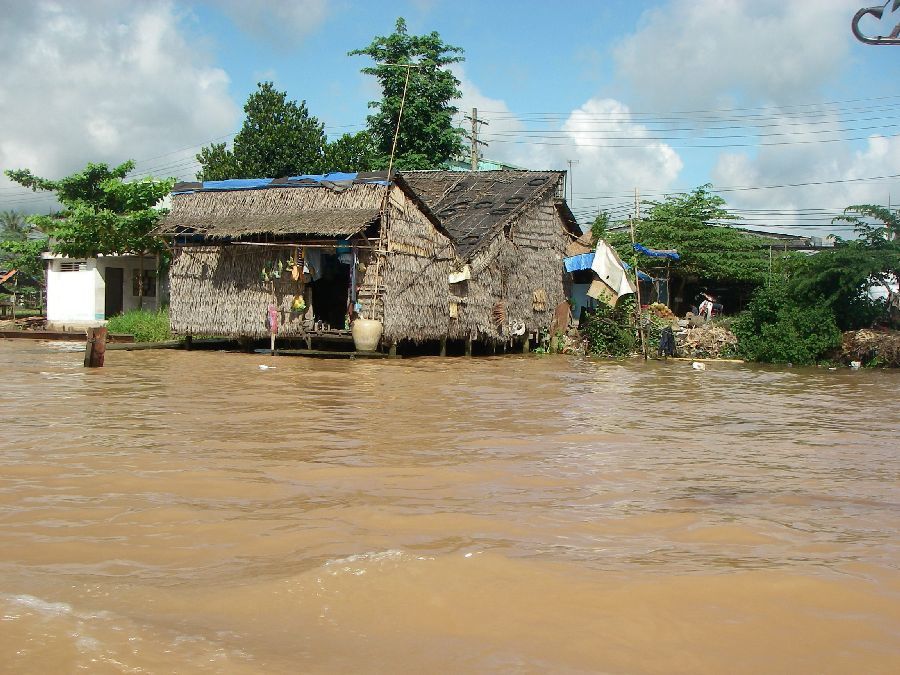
<box><xmin>45</xmin><ymin>255</ymin><xmax>158</xmax><ymax>327</ymax></box>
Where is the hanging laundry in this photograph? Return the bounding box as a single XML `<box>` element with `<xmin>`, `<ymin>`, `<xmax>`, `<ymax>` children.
<box><xmin>266</xmin><ymin>303</ymin><xmax>279</xmax><ymax>333</ymax></box>
<box><xmin>303</xmin><ymin>247</ymin><xmax>323</xmax><ymax>281</ymax></box>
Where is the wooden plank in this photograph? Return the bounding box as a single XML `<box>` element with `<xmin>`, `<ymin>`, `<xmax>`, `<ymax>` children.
<box><xmin>253</xmin><ymin>348</ymin><xmax>392</xmax><ymax>359</ymax></box>
<box><xmin>1</xmin><ymin>330</ymin><xmax>134</xmax><ymax>343</ymax></box>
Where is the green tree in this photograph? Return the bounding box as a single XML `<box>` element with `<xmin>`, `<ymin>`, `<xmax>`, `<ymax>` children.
<box><xmin>0</xmin><ymin>210</ymin><xmax>29</xmax><ymax>241</ymax></box>
<box><xmin>590</xmin><ymin>211</ymin><xmax>611</xmax><ymax>244</ymax></box>
<box><xmin>195</xmin><ymin>142</ymin><xmax>241</xmax><ymax>181</ymax></box>
<box><xmin>608</xmin><ymin>184</ymin><xmax>768</xmax><ymax>307</ymax></box>
<box><xmin>5</xmin><ymin>160</ymin><xmax>173</xmax><ymax>309</ymax></box>
<box><xmin>324</xmin><ymin>131</ymin><xmax>378</xmax><ymax>173</ymax></box>
<box><xmin>786</xmin><ymin>204</ymin><xmax>900</xmax><ymax>329</ymax></box>
<box><xmin>0</xmin><ymin>239</ymin><xmax>45</xmax><ymax>281</ymax></box>
<box><xmin>732</xmin><ymin>280</ymin><xmax>842</xmax><ymax>365</ymax></box>
<box><xmin>196</xmin><ymin>82</ymin><xmax>328</xmax><ymax>180</ymax></box>
<box><xmin>350</xmin><ymin>17</ymin><xmax>465</xmax><ymax>170</ymax></box>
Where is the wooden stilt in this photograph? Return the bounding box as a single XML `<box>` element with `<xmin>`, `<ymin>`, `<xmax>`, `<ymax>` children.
<box><xmin>84</xmin><ymin>327</ymin><xmax>108</xmax><ymax>368</ymax></box>
<box><xmin>522</xmin><ymin>337</ymin><xmax>530</xmax><ymax>354</ymax></box>
<box><xmin>465</xmin><ymin>338</ymin><xmax>473</xmax><ymax>357</ymax></box>
<box><xmin>184</xmin><ymin>335</ymin><xmax>193</xmax><ymax>351</ymax></box>
<box><xmin>389</xmin><ymin>341</ymin><xmax>398</xmax><ymax>357</ymax></box>
<box><xmin>439</xmin><ymin>338</ymin><xmax>447</xmax><ymax>357</ymax></box>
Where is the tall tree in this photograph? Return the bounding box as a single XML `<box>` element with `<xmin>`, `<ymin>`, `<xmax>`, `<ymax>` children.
<box><xmin>5</xmin><ymin>161</ymin><xmax>173</xmax><ymax>308</ymax></box>
<box><xmin>350</xmin><ymin>17</ymin><xmax>465</xmax><ymax>170</ymax></box>
<box><xmin>324</xmin><ymin>131</ymin><xmax>378</xmax><ymax>173</ymax></box>
<box><xmin>0</xmin><ymin>210</ymin><xmax>29</xmax><ymax>242</ymax></box>
<box><xmin>608</xmin><ymin>184</ymin><xmax>768</xmax><ymax>307</ymax></box>
<box><xmin>196</xmin><ymin>82</ymin><xmax>328</xmax><ymax>180</ymax></box>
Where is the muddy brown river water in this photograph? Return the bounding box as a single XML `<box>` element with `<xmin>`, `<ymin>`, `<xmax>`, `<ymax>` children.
<box><xmin>1</xmin><ymin>341</ymin><xmax>898</xmax><ymax>673</ymax></box>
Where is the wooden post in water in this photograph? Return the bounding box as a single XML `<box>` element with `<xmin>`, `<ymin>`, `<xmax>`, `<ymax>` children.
<box><xmin>389</xmin><ymin>341</ymin><xmax>398</xmax><ymax>357</ymax></box>
<box><xmin>439</xmin><ymin>337</ymin><xmax>447</xmax><ymax>357</ymax></box>
<box><xmin>84</xmin><ymin>327</ymin><xmax>108</xmax><ymax>368</ymax></box>
<box><xmin>465</xmin><ymin>337</ymin><xmax>473</xmax><ymax>357</ymax></box>
<box><xmin>184</xmin><ymin>335</ymin><xmax>193</xmax><ymax>351</ymax></box>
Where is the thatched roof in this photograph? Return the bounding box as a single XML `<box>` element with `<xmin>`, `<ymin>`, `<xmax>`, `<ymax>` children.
<box><xmin>399</xmin><ymin>170</ymin><xmax>573</xmax><ymax>258</ymax></box>
<box><xmin>158</xmin><ymin>181</ymin><xmax>387</xmax><ymax>239</ymax></box>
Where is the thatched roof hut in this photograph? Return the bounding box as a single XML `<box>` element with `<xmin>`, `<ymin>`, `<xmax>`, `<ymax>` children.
<box><xmin>157</xmin><ymin>170</ymin><xmax>581</xmax><ymax>350</ymax></box>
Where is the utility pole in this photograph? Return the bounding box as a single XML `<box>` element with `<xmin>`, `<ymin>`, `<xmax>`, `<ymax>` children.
<box><xmin>566</xmin><ymin>159</ymin><xmax>579</xmax><ymax>204</ymax></box>
<box><xmin>630</xmin><ymin>187</ymin><xmax>648</xmax><ymax>359</ymax></box>
<box><xmin>463</xmin><ymin>108</ymin><xmax>488</xmax><ymax>170</ymax></box>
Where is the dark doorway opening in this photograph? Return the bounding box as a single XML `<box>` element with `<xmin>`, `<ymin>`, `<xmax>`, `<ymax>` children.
<box><xmin>104</xmin><ymin>267</ymin><xmax>124</xmax><ymax>318</ymax></box>
<box><xmin>310</xmin><ymin>254</ymin><xmax>351</xmax><ymax>329</ymax></box>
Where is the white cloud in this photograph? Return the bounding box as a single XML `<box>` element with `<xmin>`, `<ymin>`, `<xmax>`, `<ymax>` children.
<box><xmin>714</xmin><ymin>132</ymin><xmax>900</xmax><ymax>211</ymax></box>
<box><xmin>211</xmin><ymin>0</ymin><xmax>329</xmax><ymax>50</ymax></box>
<box><xmin>454</xmin><ymin>68</ymin><xmax>683</xmax><ymax>225</ymax></box>
<box><xmin>0</xmin><ymin>1</ymin><xmax>239</xmax><ymax>213</ymax></box>
<box><xmin>613</xmin><ymin>0</ymin><xmax>852</xmax><ymax>110</ymax></box>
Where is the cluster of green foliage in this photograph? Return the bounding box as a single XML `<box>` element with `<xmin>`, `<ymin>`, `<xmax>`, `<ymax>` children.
<box><xmin>1</xmin><ymin>210</ymin><xmax>47</xmax><ymax>299</ymax></box>
<box><xmin>196</xmin><ymin>82</ymin><xmax>368</xmax><ymax>180</ymax></box>
<box><xmin>106</xmin><ymin>308</ymin><xmax>172</xmax><ymax>342</ymax></box>
<box><xmin>590</xmin><ymin>211</ymin><xmax>610</xmax><ymax>244</ymax></box>
<box><xmin>607</xmin><ymin>185</ymin><xmax>768</xmax><ymax>286</ymax></box>
<box><xmin>583</xmin><ymin>297</ymin><xmax>637</xmax><ymax>357</ymax></box>
<box><xmin>733</xmin><ymin>205</ymin><xmax>899</xmax><ymax>364</ymax></box>
<box><xmin>197</xmin><ymin>19</ymin><xmax>465</xmax><ymax>180</ymax></box>
<box><xmin>731</xmin><ymin>281</ymin><xmax>842</xmax><ymax>365</ymax></box>
<box><xmin>6</xmin><ymin>161</ymin><xmax>173</xmax><ymax>259</ymax></box>
<box><xmin>5</xmin><ymin>161</ymin><xmax>173</xmax><ymax>308</ymax></box>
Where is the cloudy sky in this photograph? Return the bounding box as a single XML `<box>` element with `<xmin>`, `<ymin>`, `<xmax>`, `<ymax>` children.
<box><xmin>1</xmin><ymin>0</ymin><xmax>899</xmax><ymax>235</ymax></box>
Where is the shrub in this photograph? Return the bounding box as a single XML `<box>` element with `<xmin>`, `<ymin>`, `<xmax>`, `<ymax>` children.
<box><xmin>107</xmin><ymin>308</ymin><xmax>172</xmax><ymax>342</ymax></box>
<box><xmin>731</xmin><ymin>282</ymin><xmax>841</xmax><ymax>365</ymax></box>
<box><xmin>583</xmin><ymin>297</ymin><xmax>637</xmax><ymax>357</ymax></box>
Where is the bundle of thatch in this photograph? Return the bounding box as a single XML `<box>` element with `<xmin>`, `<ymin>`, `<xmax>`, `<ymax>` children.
<box><xmin>840</xmin><ymin>329</ymin><xmax>900</xmax><ymax>367</ymax></box>
<box><xmin>677</xmin><ymin>324</ymin><xmax>738</xmax><ymax>359</ymax></box>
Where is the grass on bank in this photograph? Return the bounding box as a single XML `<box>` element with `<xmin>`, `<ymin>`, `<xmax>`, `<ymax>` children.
<box><xmin>107</xmin><ymin>308</ymin><xmax>173</xmax><ymax>343</ymax></box>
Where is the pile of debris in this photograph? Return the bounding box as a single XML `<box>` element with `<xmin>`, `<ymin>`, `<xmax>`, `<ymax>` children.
<box><xmin>840</xmin><ymin>329</ymin><xmax>900</xmax><ymax>367</ymax></box>
<box><xmin>676</xmin><ymin>323</ymin><xmax>738</xmax><ymax>359</ymax></box>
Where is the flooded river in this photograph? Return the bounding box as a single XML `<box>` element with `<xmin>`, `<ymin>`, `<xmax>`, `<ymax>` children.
<box><xmin>1</xmin><ymin>341</ymin><xmax>898</xmax><ymax>673</ymax></box>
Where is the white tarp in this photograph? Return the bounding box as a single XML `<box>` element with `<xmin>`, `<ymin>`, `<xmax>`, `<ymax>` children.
<box><xmin>589</xmin><ymin>241</ymin><xmax>635</xmax><ymax>303</ymax></box>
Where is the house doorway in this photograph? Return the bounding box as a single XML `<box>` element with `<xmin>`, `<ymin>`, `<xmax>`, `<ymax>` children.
<box><xmin>104</xmin><ymin>267</ymin><xmax>124</xmax><ymax>318</ymax></box>
<box><xmin>310</xmin><ymin>254</ymin><xmax>351</xmax><ymax>329</ymax></box>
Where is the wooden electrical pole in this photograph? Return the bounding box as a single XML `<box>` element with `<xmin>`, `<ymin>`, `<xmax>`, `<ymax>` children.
<box><xmin>630</xmin><ymin>187</ymin><xmax>648</xmax><ymax>359</ymax></box>
<box><xmin>464</xmin><ymin>108</ymin><xmax>488</xmax><ymax>170</ymax></box>
<box><xmin>567</xmin><ymin>159</ymin><xmax>579</xmax><ymax>204</ymax></box>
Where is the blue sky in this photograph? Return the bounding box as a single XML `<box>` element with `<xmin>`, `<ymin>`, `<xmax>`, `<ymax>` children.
<box><xmin>2</xmin><ymin>0</ymin><xmax>899</xmax><ymax>234</ymax></box>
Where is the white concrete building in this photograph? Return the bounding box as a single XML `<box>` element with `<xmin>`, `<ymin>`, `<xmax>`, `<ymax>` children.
<box><xmin>42</xmin><ymin>253</ymin><xmax>159</xmax><ymax>329</ymax></box>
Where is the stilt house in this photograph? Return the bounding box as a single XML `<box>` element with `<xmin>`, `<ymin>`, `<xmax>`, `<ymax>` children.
<box><xmin>157</xmin><ymin>170</ymin><xmax>579</xmax><ymax>351</ymax></box>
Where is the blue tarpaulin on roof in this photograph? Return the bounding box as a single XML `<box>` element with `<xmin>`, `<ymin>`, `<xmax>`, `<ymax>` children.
<box><xmin>564</xmin><ymin>253</ymin><xmax>594</xmax><ymax>273</ymax></box>
<box><xmin>289</xmin><ymin>172</ymin><xmax>360</xmax><ymax>182</ymax></box>
<box><xmin>199</xmin><ymin>178</ymin><xmax>274</xmax><ymax>191</ymax></box>
<box><xmin>633</xmin><ymin>243</ymin><xmax>680</xmax><ymax>260</ymax></box>
<box><xmin>172</xmin><ymin>173</ymin><xmax>392</xmax><ymax>195</ymax></box>
<box><xmin>564</xmin><ymin>252</ymin><xmax>653</xmax><ymax>281</ymax></box>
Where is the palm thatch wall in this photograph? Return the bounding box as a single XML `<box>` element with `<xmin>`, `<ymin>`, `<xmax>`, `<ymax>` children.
<box><xmin>440</xmin><ymin>194</ymin><xmax>569</xmax><ymax>344</ymax></box>
<box><xmin>169</xmin><ymin>245</ymin><xmax>314</xmax><ymax>337</ymax></box>
<box><xmin>504</xmin><ymin>196</ymin><xmax>568</xmax><ymax>333</ymax></box>
<box><xmin>366</xmin><ymin>188</ymin><xmax>456</xmax><ymax>343</ymax></box>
